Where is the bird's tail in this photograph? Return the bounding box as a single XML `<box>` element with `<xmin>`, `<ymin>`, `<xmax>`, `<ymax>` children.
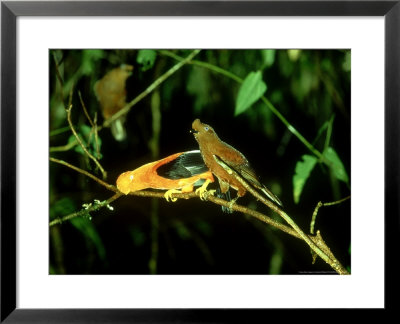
<box><xmin>215</xmin><ymin>187</ymin><xmax>233</xmax><ymax>214</ymax></box>
<box><xmin>111</xmin><ymin>118</ymin><xmax>127</xmax><ymax>142</ymax></box>
<box><xmin>261</xmin><ymin>185</ymin><xmax>283</xmax><ymax>207</ymax></box>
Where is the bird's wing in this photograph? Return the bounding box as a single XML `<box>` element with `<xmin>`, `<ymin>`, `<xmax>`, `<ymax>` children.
<box><xmin>238</xmin><ymin>163</ymin><xmax>282</xmax><ymax>206</ymax></box>
<box><xmin>215</xmin><ymin>154</ymin><xmax>283</xmax><ymax>206</ymax></box>
<box><xmin>156</xmin><ymin>150</ymin><xmax>208</xmax><ymax>180</ymax></box>
<box><xmin>236</xmin><ymin>163</ymin><xmax>263</xmax><ymax>187</ymax></box>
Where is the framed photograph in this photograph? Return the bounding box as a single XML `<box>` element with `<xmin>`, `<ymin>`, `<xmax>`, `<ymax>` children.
<box><xmin>1</xmin><ymin>0</ymin><xmax>398</xmax><ymax>321</ymax></box>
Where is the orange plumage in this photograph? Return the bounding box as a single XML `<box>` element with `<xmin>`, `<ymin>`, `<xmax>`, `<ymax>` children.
<box><xmin>116</xmin><ymin>151</ymin><xmax>215</xmax><ymax>202</ymax></box>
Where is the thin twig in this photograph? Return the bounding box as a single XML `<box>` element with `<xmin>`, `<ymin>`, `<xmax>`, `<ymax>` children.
<box><xmin>50</xmin><ymin>157</ymin><xmax>115</xmax><ymax>192</ymax></box>
<box><xmin>102</xmin><ymin>49</ymin><xmax>201</xmax><ymax>128</ymax></box>
<box><xmin>78</xmin><ymin>91</ymin><xmax>95</xmax><ymax>128</ymax></box>
<box><xmin>49</xmin><ymin>193</ymin><xmax>122</xmax><ymax>227</ymax></box>
<box><xmin>66</xmin><ymin>104</ymin><xmax>107</xmax><ymax>179</ymax></box>
<box><xmin>52</xmin><ymin>51</ymin><xmax>64</xmax><ymax>105</ymax></box>
<box><xmin>93</xmin><ymin>113</ymin><xmax>101</xmax><ymax>159</ymax></box>
<box><xmin>50</xmin><ymin>126</ymin><xmax>71</xmax><ymax>137</ymax></box>
<box><xmin>310</xmin><ymin>196</ymin><xmax>351</xmax><ymax>235</ymax></box>
<box><xmin>49</xmin><ymin>139</ymin><xmax>78</xmax><ymax>152</ymax></box>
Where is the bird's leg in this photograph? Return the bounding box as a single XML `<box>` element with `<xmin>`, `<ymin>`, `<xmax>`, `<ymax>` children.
<box><xmin>164</xmin><ymin>189</ymin><xmax>181</xmax><ymax>202</ymax></box>
<box><xmin>227</xmin><ymin>195</ymin><xmax>239</xmax><ymax>211</ymax></box>
<box><xmin>195</xmin><ymin>179</ymin><xmax>216</xmax><ymax>201</ymax></box>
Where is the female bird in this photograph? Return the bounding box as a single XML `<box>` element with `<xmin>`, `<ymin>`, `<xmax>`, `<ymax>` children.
<box><xmin>191</xmin><ymin>119</ymin><xmax>282</xmax><ymax>206</ymax></box>
<box><xmin>94</xmin><ymin>64</ymin><xmax>133</xmax><ymax>141</ymax></box>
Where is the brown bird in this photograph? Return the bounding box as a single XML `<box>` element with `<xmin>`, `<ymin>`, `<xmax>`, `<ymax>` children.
<box><xmin>94</xmin><ymin>64</ymin><xmax>133</xmax><ymax>141</ymax></box>
<box><xmin>191</xmin><ymin>119</ymin><xmax>282</xmax><ymax>207</ymax></box>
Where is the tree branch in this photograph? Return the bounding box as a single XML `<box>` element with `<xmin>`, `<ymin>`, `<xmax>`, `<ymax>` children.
<box><xmin>212</xmin><ymin>155</ymin><xmax>349</xmax><ymax>275</ymax></box>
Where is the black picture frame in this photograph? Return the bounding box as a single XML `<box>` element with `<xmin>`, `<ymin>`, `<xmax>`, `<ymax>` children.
<box><xmin>1</xmin><ymin>0</ymin><xmax>398</xmax><ymax>321</ymax></box>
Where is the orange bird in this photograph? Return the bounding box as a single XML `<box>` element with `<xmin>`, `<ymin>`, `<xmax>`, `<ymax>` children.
<box><xmin>116</xmin><ymin>150</ymin><xmax>217</xmax><ymax>202</ymax></box>
<box><xmin>94</xmin><ymin>64</ymin><xmax>133</xmax><ymax>141</ymax></box>
<box><xmin>191</xmin><ymin>119</ymin><xmax>282</xmax><ymax>206</ymax></box>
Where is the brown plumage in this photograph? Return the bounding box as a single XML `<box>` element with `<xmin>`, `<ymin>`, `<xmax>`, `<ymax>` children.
<box><xmin>94</xmin><ymin>64</ymin><xmax>133</xmax><ymax>141</ymax></box>
<box><xmin>191</xmin><ymin>119</ymin><xmax>282</xmax><ymax>206</ymax></box>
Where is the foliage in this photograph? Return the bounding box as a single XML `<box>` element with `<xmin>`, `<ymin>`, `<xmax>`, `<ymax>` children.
<box><xmin>293</xmin><ymin>155</ymin><xmax>318</xmax><ymax>204</ymax></box>
<box><xmin>235</xmin><ymin>71</ymin><xmax>267</xmax><ymax>116</ymax></box>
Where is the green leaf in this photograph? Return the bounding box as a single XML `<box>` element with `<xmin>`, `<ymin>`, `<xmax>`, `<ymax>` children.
<box><xmin>323</xmin><ymin>147</ymin><xmax>349</xmax><ymax>184</ymax></box>
<box><xmin>136</xmin><ymin>50</ymin><xmax>157</xmax><ymax>71</ymax></box>
<box><xmin>293</xmin><ymin>155</ymin><xmax>318</xmax><ymax>204</ymax></box>
<box><xmin>235</xmin><ymin>71</ymin><xmax>267</xmax><ymax>116</ymax></box>
<box><xmin>71</xmin><ymin>217</ymin><xmax>106</xmax><ymax>260</ymax></box>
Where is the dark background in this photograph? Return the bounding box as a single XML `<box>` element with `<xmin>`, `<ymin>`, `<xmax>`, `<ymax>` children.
<box><xmin>49</xmin><ymin>49</ymin><xmax>350</xmax><ymax>275</ymax></box>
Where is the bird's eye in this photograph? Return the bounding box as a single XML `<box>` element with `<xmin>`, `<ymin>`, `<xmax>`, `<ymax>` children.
<box><xmin>204</xmin><ymin>126</ymin><xmax>209</xmax><ymax>131</ymax></box>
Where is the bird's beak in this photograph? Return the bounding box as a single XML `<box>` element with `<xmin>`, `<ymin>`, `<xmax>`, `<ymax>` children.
<box><xmin>190</xmin><ymin>129</ymin><xmax>198</xmax><ymax>134</ymax></box>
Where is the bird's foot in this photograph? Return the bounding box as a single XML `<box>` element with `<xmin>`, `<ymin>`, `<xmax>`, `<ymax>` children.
<box><xmin>227</xmin><ymin>196</ymin><xmax>239</xmax><ymax>211</ymax></box>
<box><xmin>200</xmin><ymin>189</ymin><xmax>216</xmax><ymax>201</ymax></box>
<box><xmin>164</xmin><ymin>189</ymin><xmax>181</xmax><ymax>202</ymax></box>
<box><xmin>195</xmin><ymin>179</ymin><xmax>216</xmax><ymax>201</ymax></box>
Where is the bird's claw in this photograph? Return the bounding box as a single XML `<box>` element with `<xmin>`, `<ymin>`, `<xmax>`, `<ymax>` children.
<box><xmin>227</xmin><ymin>196</ymin><xmax>239</xmax><ymax>211</ymax></box>
<box><xmin>195</xmin><ymin>186</ymin><xmax>216</xmax><ymax>201</ymax></box>
<box><xmin>194</xmin><ymin>179</ymin><xmax>215</xmax><ymax>201</ymax></box>
<box><xmin>164</xmin><ymin>189</ymin><xmax>180</xmax><ymax>202</ymax></box>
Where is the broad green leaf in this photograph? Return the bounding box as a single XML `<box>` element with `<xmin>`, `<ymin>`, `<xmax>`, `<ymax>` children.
<box><xmin>323</xmin><ymin>147</ymin><xmax>349</xmax><ymax>184</ymax></box>
<box><xmin>235</xmin><ymin>71</ymin><xmax>267</xmax><ymax>116</ymax></box>
<box><xmin>136</xmin><ymin>50</ymin><xmax>157</xmax><ymax>71</ymax></box>
<box><xmin>293</xmin><ymin>154</ymin><xmax>318</xmax><ymax>204</ymax></box>
<box><xmin>71</xmin><ymin>217</ymin><xmax>106</xmax><ymax>260</ymax></box>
